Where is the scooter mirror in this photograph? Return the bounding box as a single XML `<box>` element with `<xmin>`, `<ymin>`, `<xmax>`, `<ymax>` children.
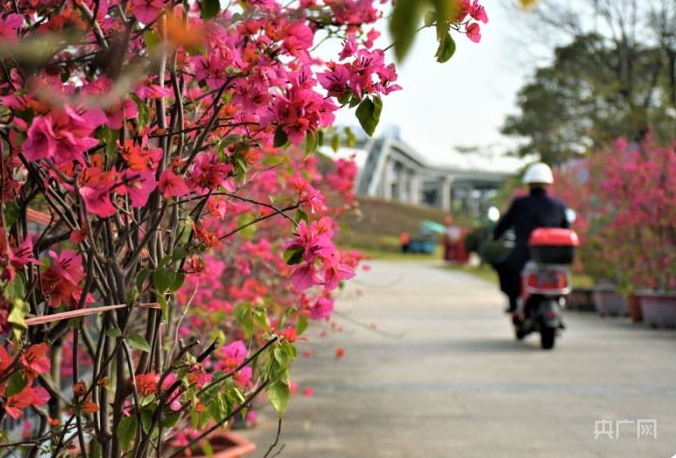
<box><xmin>487</xmin><ymin>206</ymin><xmax>500</xmax><ymax>222</ymax></box>
<box><xmin>565</xmin><ymin>208</ymin><xmax>577</xmax><ymax>224</ymax></box>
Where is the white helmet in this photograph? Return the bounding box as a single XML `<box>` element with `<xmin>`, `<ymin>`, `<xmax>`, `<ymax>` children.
<box><xmin>523</xmin><ymin>162</ymin><xmax>554</xmax><ymax>184</ymax></box>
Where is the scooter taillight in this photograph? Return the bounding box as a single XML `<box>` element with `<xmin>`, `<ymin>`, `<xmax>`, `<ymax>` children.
<box><xmin>526</xmin><ymin>270</ymin><xmax>568</xmax><ymax>291</ymax></box>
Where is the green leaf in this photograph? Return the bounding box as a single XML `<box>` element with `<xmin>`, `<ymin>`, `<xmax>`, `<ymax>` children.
<box><xmin>6</xmin><ymin>372</ymin><xmax>28</xmax><ymax>397</ymax></box>
<box><xmin>8</xmin><ymin>299</ymin><xmax>27</xmax><ymax>331</ymax></box>
<box><xmin>234</xmin><ymin>156</ymin><xmax>249</xmax><ymax>177</ymax></box>
<box><xmin>5</xmin><ymin>274</ymin><xmax>25</xmax><ymax>300</ymax></box>
<box><xmin>296</xmin><ymin>315</ymin><xmax>309</xmax><ymax>336</ymax></box>
<box><xmin>135</xmin><ymin>268</ymin><xmax>151</xmax><ymax>293</ymax></box>
<box><xmin>161</xmin><ymin>412</ymin><xmax>180</xmax><ymax>429</ymax></box>
<box><xmin>140</xmin><ymin>408</ymin><xmax>153</xmax><ymax>433</ymax></box>
<box><xmin>169</xmin><ymin>272</ymin><xmax>185</xmax><ymax>293</ymax></box>
<box><xmin>200</xmin><ymin>0</ymin><xmax>220</xmax><ymax>19</ymax></box>
<box><xmin>3</xmin><ymin>201</ymin><xmax>20</xmax><ymax>227</ymax></box>
<box><xmin>143</xmin><ymin>30</ymin><xmax>160</xmax><ymax>49</ymax></box>
<box><xmin>436</xmin><ymin>32</ymin><xmax>456</xmax><ymax>63</ymax></box>
<box><xmin>253</xmin><ymin>306</ymin><xmax>269</xmax><ymax>330</ymax></box>
<box><xmin>128</xmin><ymin>334</ymin><xmax>152</xmax><ymax>353</ymax></box>
<box><xmin>389</xmin><ymin>0</ymin><xmax>422</xmax><ymax>62</ymax></box>
<box><xmin>154</xmin><ymin>266</ymin><xmax>175</xmax><ymax>293</ymax></box>
<box><xmin>344</xmin><ymin>127</ymin><xmax>357</xmax><ymax>147</ymax></box>
<box><xmin>235</xmin><ymin>214</ymin><xmax>257</xmax><ymax>239</ymax></box>
<box><xmin>432</xmin><ymin>0</ymin><xmax>460</xmax><ymax>40</ymax></box>
<box><xmin>117</xmin><ymin>416</ymin><xmax>137</xmax><ymax>452</ymax></box>
<box><xmin>355</xmin><ymin>97</ymin><xmax>383</xmax><ymax>137</ymax></box>
<box><xmin>267</xmin><ymin>381</ymin><xmax>290</xmax><ymax>417</ymax></box>
<box><xmin>201</xmin><ymin>440</ymin><xmax>214</xmax><ymax>458</ymax></box>
<box><xmin>295</xmin><ymin>209</ymin><xmax>309</xmax><ymax>224</ymax></box>
<box><xmin>305</xmin><ymin>131</ymin><xmax>317</xmax><ymax>155</ymax></box>
<box><xmin>234</xmin><ymin>304</ymin><xmax>254</xmax><ymax>338</ymax></box>
<box><xmin>105</xmin><ymin>328</ymin><xmax>122</xmax><ymax>339</ymax></box>
<box><xmin>316</xmin><ymin>129</ymin><xmax>325</xmax><ymax>147</ymax></box>
<box><xmin>283</xmin><ymin>247</ymin><xmax>304</xmax><ymax>265</ymax></box>
<box><xmin>424</xmin><ymin>11</ymin><xmax>437</xmax><ymax>27</ymax></box>
<box><xmin>273</xmin><ymin>127</ymin><xmax>288</xmax><ymax>148</ymax></box>
<box><xmin>132</xmin><ymin>95</ymin><xmax>149</xmax><ymax>128</ymax></box>
<box><xmin>179</xmin><ymin>217</ymin><xmax>193</xmax><ymax>245</ymax></box>
<box><xmin>330</xmin><ymin>134</ymin><xmax>341</xmax><ymax>152</ymax></box>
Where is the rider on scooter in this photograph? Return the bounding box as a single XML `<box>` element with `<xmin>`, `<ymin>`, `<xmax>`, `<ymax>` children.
<box><xmin>493</xmin><ymin>163</ymin><xmax>569</xmax><ymax>313</ymax></box>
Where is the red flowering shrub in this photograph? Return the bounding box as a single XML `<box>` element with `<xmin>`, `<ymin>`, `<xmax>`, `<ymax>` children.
<box><xmin>554</xmin><ymin>137</ymin><xmax>676</xmax><ymax>290</ymax></box>
<box><xmin>0</xmin><ymin>0</ymin><xmax>487</xmax><ymax>455</ymax></box>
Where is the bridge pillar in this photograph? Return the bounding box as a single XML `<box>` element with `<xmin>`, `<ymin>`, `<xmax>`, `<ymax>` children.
<box><xmin>382</xmin><ymin>157</ymin><xmax>392</xmax><ymax>200</ymax></box>
<box><xmin>409</xmin><ymin>171</ymin><xmax>420</xmax><ymax>205</ymax></box>
<box><xmin>441</xmin><ymin>177</ymin><xmax>452</xmax><ymax>212</ymax></box>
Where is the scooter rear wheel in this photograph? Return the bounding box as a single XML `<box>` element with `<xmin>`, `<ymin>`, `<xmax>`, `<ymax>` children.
<box><xmin>540</xmin><ymin>326</ymin><xmax>556</xmax><ymax>350</ymax></box>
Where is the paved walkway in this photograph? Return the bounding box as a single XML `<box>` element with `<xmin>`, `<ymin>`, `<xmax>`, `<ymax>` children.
<box><xmin>242</xmin><ymin>261</ymin><xmax>676</xmax><ymax>458</ymax></box>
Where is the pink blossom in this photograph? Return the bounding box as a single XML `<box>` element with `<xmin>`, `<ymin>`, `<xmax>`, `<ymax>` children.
<box><xmin>309</xmin><ymin>297</ymin><xmax>333</xmax><ymax>320</ymax></box>
<box><xmin>233</xmin><ymin>366</ymin><xmax>252</xmax><ymax>387</ymax></box>
<box><xmin>8</xmin><ymin>236</ymin><xmax>40</xmax><ymax>269</ymax></box>
<box><xmin>221</xmin><ymin>340</ymin><xmax>248</xmax><ymax>371</ymax></box>
<box><xmin>120</xmin><ymin>170</ymin><xmax>158</xmax><ymax>208</ymax></box>
<box><xmin>130</xmin><ymin>0</ymin><xmax>165</xmax><ymax>24</ymax></box>
<box><xmin>80</xmin><ymin>182</ymin><xmax>116</xmax><ymax>218</ymax></box>
<box><xmin>466</xmin><ymin>23</ymin><xmax>481</xmax><ymax>43</ymax></box>
<box><xmin>291</xmin><ymin>263</ymin><xmax>321</xmax><ymax>290</ymax></box>
<box><xmin>0</xmin><ymin>14</ymin><xmax>23</xmax><ymax>41</ymax></box>
<box><xmin>159</xmin><ymin>170</ymin><xmax>190</xmax><ymax>198</ymax></box>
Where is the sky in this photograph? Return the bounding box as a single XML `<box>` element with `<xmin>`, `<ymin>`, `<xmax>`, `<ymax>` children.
<box><xmin>334</xmin><ymin>0</ymin><xmax>551</xmax><ymax>172</ymax></box>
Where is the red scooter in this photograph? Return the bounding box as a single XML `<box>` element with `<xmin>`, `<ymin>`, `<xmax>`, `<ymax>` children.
<box><xmin>512</xmin><ymin>228</ymin><xmax>580</xmax><ymax>349</ymax></box>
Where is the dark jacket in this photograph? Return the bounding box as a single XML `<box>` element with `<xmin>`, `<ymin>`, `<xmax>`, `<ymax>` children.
<box><xmin>493</xmin><ymin>187</ymin><xmax>568</xmax><ymax>252</ymax></box>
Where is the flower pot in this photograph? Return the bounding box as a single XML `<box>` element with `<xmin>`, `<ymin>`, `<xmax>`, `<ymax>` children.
<box><xmin>626</xmin><ymin>293</ymin><xmax>643</xmax><ymax>323</ymax></box>
<box><xmin>635</xmin><ymin>291</ymin><xmax>676</xmax><ymax>328</ymax></box>
<box><xmin>592</xmin><ymin>285</ymin><xmax>627</xmax><ymax>317</ymax></box>
<box><xmin>567</xmin><ymin>288</ymin><xmax>595</xmax><ymax>312</ymax></box>
<box><xmin>178</xmin><ymin>430</ymin><xmax>256</xmax><ymax>458</ymax></box>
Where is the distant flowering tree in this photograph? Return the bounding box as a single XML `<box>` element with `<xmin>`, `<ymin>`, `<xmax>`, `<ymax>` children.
<box><xmin>0</xmin><ymin>0</ymin><xmax>487</xmax><ymax>456</ymax></box>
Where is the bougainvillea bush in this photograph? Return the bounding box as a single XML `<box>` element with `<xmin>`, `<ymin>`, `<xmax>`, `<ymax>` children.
<box><xmin>0</xmin><ymin>0</ymin><xmax>487</xmax><ymax>456</ymax></box>
<box><xmin>554</xmin><ymin>137</ymin><xmax>676</xmax><ymax>290</ymax></box>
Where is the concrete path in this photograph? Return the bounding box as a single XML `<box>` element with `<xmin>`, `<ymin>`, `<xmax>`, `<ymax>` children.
<box><xmin>241</xmin><ymin>261</ymin><xmax>676</xmax><ymax>458</ymax></box>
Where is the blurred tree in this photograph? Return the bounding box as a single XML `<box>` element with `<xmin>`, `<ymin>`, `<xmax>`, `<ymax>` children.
<box><xmin>502</xmin><ymin>0</ymin><xmax>676</xmax><ymax>165</ymax></box>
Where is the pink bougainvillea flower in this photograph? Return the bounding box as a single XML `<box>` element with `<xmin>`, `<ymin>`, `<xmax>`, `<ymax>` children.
<box><xmin>5</xmin><ymin>386</ymin><xmax>50</xmax><ymax>419</ymax></box>
<box><xmin>339</xmin><ymin>34</ymin><xmax>358</xmax><ymax>60</ymax></box>
<box><xmin>130</xmin><ymin>0</ymin><xmax>165</xmax><ymax>24</ymax></box>
<box><xmin>159</xmin><ymin>170</ymin><xmax>190</xmax><ymax>199</ymax></box>
<box><xmin>187</xmin><ymin>365</ymin><xmax>212</xmax><ymax>389</ymax></box>
<box><xmin>0</xmin><ymin>13</ymin><xmax>23</xmax><ymax>41</ymax></box>
<box><xmin>469</xmin><ymin>0</ymin><xmax>489</xmax><ymax>23</ymax></box>
<box><xmin>291</xmin><ymin>263</ymin><xmax>321</xmax><ymax>291</ymax></box>
<box><xmin>8</xmin><ymin>236</ymin><xmax>40</xmax><ymax>269</ymax></box>
<box><xmin>41</xmin><ymin>250</ymin><xmax>88</xmax><ymax>308</ymax></box>
<box><xmin>120</xmin><ymin>170</ymin><xmax>158</xmax><ymax>208</ymax></box>
<box><xmin>220</xmin><ymin>340</ymin><xmax>247</xmax><ymax>371</ymax></box>
<box><xmin>318</xmin><ymin>64</ymin><xmax>350</xmax><ymax>98</ymax></box>
<box><xmin>309</xmin><ymin>297</ymin><xmax>334</xmax><ymax>320</ymax></box>
<box><xmin>79</xmin><ymin>182</ymin><xmax>116</xmax><ymax>218</ymax></box>
<box><xmin>466</xmin><ymin>22</ymin><xmax>481</xmax><ymax>43</ymax></box>
<box><xmin>22</xmin><ymin>116</ymin><xmax>57</xmax><ymax>161</ymax></box>
<box><xmin>20</xmin><ymin>343</ymin><xmax>51</xmax><ymax>380</ymax></box>
<box><xmin>233</xmin><ymin>366</ymin><xmax>252</xmax><ymax>388</ymax></box>
<box><xmin>323</xmin><ymin>259</ymin><xmax>356</xmax><ymax>290</ymax></box>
